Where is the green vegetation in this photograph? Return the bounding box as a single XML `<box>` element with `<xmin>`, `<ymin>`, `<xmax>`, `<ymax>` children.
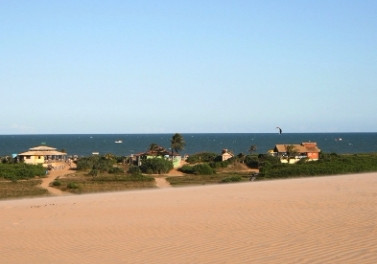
<box><xmin>3</xmin><ymin>152</ymin><xmax>377</xmax><ymax>199</ymax></box>
<box><xmin>76</xmin><ymin>155</ymin><xmax>118</xmax><ymax>173</ymax></box>
<box><xmin>53</xmin><ymin>172</ymin><xmax>155</xmax><ymax>194</ymax></box>
<box><xmin>58</xmin><ymin>155</ymin><xmax>156</xmax><ymax>194</ymax></box>
<box><xmin>0</xmin><ymin>163</ymin><xmax>46</xmax><ymax>181</ymax></box>
<box><xmin>180</xmin><ymin>163</ymin><xmax>215</xmax><ymax>175</ymax></box>
<box><xmin>259</xmin><ymin>153</ymin><xmax>377</xmax><ymax>179</ymax></box>
<box><xmin>186</xmin><ymin>152</ymin><xmax>218</xmax><ymax>163</ymax></box>
<box><xmin>244</xmin><ymin>155</ymin><xmax>259</xmax><ymax>169</ymax></box>
<box><xmin>171</xmin><ymin>133</ymin><xmax>185</xmax><ymax>154</ymax></box>
<box><xmin>167</xmin><ymin>172</ymin><xmax>250</xmax><ymax>186</ymax></box>
<box><xmin>0</xmin><ymin>180</ymin><xmax>48</xmax><ymax>199</ymax></box>
<box><xmin>140</xmin><ymin>158</ymin><xmax>173</xmax><ymax>174</ymax></box>
<box><xmin>127</xmin><ymin>165</ymin><xmax>142</xmax><ymax>175</ymax></box>
<box><xmin>221</xmin><ymin>175</ymin><xmax>243</xmax><ymax>183</ymax></box>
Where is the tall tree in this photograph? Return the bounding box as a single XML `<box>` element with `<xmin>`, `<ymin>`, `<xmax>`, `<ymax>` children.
<box><xmin>170</xmin><ymin>133</ymin><xmax>185</xmax><ymax>155</ymax></box>
<box><xmin>285</xmin><ymin>145</ymin><xmax>298</xmax><ymax>164</ymax></box>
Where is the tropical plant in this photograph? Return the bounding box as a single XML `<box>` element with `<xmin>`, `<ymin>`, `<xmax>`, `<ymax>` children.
<box><xmin>285</xmin><ymin>145</ymin><xmax>299</xmax><ymax>164</ymax></box>
<box><xmin>171</xmin><ymin>133</ymin><xmax>185</xmax><ymax>155</ymax></box>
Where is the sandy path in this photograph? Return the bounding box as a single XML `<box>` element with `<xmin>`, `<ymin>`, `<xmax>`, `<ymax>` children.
<box><xmin>1</xmin><ymin>172</ymin><xmax>377</xmax><ymax>264</ymax></box>
<box><xmin>153</xmin><ymin>167</ymin><xmax>184</xmax><ymax>188</ymax></box>
<box><xmin>39</xmin><ymin>163</ymin><xmax>74</xmax><ymax>195</ymax></box>
<box><xmin>154</xmin><ymin>177</ymin><xmax>171</xmax><ymax>188</ymax></box>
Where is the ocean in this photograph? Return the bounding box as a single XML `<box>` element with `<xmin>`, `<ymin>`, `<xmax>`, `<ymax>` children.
<box><xmin>0</xmin><ymin>133</ymin><xmax>376</xmax><ymax>157</ymax></box>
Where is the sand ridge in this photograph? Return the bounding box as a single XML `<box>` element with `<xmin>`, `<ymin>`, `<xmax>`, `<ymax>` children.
<box><xmin>1</xmin><ymin>173</ymin><xmax>377</xmax><ymax>263</ymax></box>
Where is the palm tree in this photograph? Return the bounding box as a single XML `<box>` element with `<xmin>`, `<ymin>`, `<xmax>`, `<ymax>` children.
<box><xmin>170</xmin><ymin>133</ymin><xmax>185</xmax><ymax>155</ymax></box>
<box><xmin>285</xmin><ymin>145</ymin><xmax>298</xmax><ymax>164</ymax></box>
<box><xmin>149</xmin><ymin>143</ymin><xmax>160</xmax><ymax>151</ymax></box>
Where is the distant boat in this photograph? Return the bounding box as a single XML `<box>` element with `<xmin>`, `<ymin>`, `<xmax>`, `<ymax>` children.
<box><xmin>115</xmin><ymin>140</ymin><xmax>123</xmax><ymax>144</ymax></box>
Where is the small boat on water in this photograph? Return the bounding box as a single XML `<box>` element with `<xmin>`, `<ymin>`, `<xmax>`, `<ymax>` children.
<box><xmin>114</xmin><ymin>140</ymin><xmax>123</xmax><ymax>144</ymax></box>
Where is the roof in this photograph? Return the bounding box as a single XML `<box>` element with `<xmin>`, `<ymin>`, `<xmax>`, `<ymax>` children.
<box><xmin>274</xmin><ymin>142</ymin><xmax>321</xmax><ymax>153</ymax></box>
<box><xmin>29</xmin><ymin>146</ymin><xmax>58</xmax><ymax>151</ymax></box>
<box><xmin>18</xmin><ymin>145</ymin><xmax>67</xmax><ymax>156</ymax></box>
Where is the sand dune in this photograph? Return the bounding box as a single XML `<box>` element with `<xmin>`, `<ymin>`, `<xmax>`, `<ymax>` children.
<box><xmin>1</xmin><ymin>173</ymin><xmax>377</xmax><ymax>264</ymax></box>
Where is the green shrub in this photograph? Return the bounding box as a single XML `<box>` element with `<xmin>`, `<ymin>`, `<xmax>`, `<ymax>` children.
<box><xmin>186</xmin><ymin>152</ymin><xmax>218</xmax><ymax>163</ymax></box>
<box><xmin>179</xmin><ymin>163</ymin><xmax>215</xmax><ymax>175</ymax></box>
<box><xmin>52</xmin><ymin>180</ymin><xmax>62</xmax><ymax>186</ymax></box>
<box><xmin>209</xmin><ymin>160</ymin><xmax>230</xmax><ymax>169</ymax></box>
<box><xmin>192</xmin><ymin>164</ymin><xmax>214</xmax><ymax>175</ymax></box>
<box><xmin>179</xmin><ymin>165</ymin><xmax>195</xmax><ymax>174</ymax></box>
<box><xmin>140</xmin><ymin>158</ymin><xmax>173</xmax><ymax>174</ymax></box>
<box><xmin>244</xmin><ymin>155</ymin><xmax>259</xmax><ymax>169</ymax></box>
<box><xmin>0</xmin><ymin>163</ymin><xmax>46</xmax><ymax>181</ymax></box>
<box><xmin>76</xmin><ymin>156</ymin><xmax>116</xmax><ymax>172</ymax></box>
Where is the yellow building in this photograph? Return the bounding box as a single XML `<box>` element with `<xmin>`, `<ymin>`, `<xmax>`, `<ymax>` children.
<box><xmin>18</xmin><ymin>145</ymin><xmax>67</xmax><ymax>166</ymax></box>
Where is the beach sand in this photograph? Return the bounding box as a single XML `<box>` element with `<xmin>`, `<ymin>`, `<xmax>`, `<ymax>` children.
<box><xmin>1</xmin><ymin>173</ymin><xmax>377</xmax><ymax>264</ymax></box>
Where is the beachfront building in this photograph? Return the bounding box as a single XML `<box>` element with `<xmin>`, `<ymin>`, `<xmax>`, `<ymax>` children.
<box><xmin>221</xmin><ymin>149</ymin><xmax>234</xmax><ymax>161</ymax></box>
<box><xmin>131</xmin><ymin>145</ymin><xmax>182</xmax><ymax>168</ymax></box>
<box><xmin>272</xmin><ymin>142</ymin><xmax>321</xmax><ymax>164</ymax></box>
<box><xmin>18</xmin><ymin>145</ymin><xmax>67</xmax><ymax>166</ymax></box>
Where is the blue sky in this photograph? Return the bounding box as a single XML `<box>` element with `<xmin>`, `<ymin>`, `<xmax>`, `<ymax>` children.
<box><xmin>1</xmin><ymin>0</ymin><xmax>376</xmax><ymax>134</ymax></box>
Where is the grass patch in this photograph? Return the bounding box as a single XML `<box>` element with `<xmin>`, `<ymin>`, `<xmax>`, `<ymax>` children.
<box><xmin>0</xmin><ymin>179</ymin><xmax>49</xmax><ymax>199</ymax></box>
<box><xmin>167</xmin><ymin>172</ymin><xmax>250</xmax><ymax>186</ymax></box>
<box><xmin>53</xmin><ymin>171</ymin><xmax>156</xmax><ymax>194</ymax></box>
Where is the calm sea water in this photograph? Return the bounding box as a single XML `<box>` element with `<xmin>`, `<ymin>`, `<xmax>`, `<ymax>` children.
<box><xmin>0</xmin><ymin>133</ymin><xmax>376</xmax><ymax>157</ymax></box>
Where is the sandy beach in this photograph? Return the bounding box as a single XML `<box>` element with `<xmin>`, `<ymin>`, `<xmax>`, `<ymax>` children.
<box><xmin>1</xmin><ymin>173</ymin><xmax>377</xmax><ymax>264</ymax></box>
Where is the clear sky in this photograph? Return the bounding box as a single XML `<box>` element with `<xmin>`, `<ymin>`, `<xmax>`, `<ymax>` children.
<box><xmin>1</xmin><ymin>0</ymin><xmax>376</xmax><ymax>134</ymax></box>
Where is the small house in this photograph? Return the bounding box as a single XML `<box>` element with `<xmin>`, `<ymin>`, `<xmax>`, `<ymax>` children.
<box><xmin>272</xmin><ymin>142</ymin><xmax>321</xmax><ymax>164</ymax></box>
<box><xmin>132</xmin><ymin>145</ymin><xmax>182</xmax><ymax>168</ymax></box>
<box><xmin>18</xmin><ymin>145</ymin><xmax>67</xmax><ymax>166</ymax></box>
<box><xmin>221</xmin><ymin>149</ymin><xmax>234</xmax><ymax>161</ymax></box>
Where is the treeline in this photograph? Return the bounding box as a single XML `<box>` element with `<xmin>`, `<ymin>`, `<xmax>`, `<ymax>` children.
<box><xmin>0</xmin><ymin>163</ymin><xmax>46</xmax><ymax>181</ymax></box>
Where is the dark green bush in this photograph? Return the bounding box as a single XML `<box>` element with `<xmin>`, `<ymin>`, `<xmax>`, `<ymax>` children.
<box><xmin>140</xmin><ymin>158</ymin><xmax>173</xmax><ymax>174</ymax></box>
<box><xmin>186</xmin><ymin>152</ymin><xmax>218</xmax><ymax>164</ymax></box>
<box><xmin>179</xmin><ymin>163</ymin><xmax>215</xmax><ymax>175</ymax></box>
<box><xmin>0</xmin><ymin>163</ymin><xmax>46</xmax><ymax>181</ymax></box>
<box><xmin>192</xmin><ymin>164</ymin><xmax>214</xmax><ymax>175</ymax></box>
<box><xmin>179</xmin><ymin>165</ymin><xmax>195</xmax><ymax>174</ymax></box>
<box><xmin>244</xmin><ymin>155</ymin><xmax>259</xmax><ymax>169</ymax></box>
